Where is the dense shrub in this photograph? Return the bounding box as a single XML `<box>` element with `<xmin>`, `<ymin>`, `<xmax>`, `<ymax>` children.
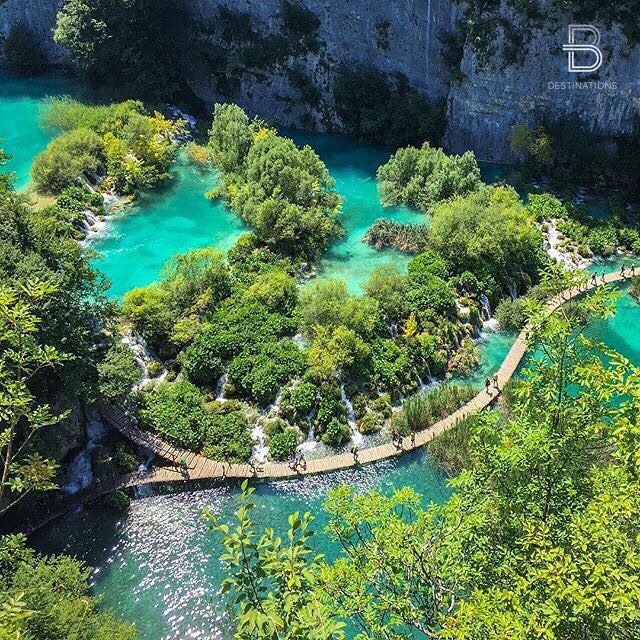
<box><xmin>202</xmin><ymin>411</ymin><xmax>252</xmax><ymax>463</ymax></box>
<box><xmin>269</xmin><ymin>430</ymin><xmax>299</xmax><ymax>461</ymax></box>
<box><xmin>495</xmin><ymin>297</ymin><xmax>529</xmax><ymax>331</ymax></box>
<box><xmin>363</xmin><ymin>219</ymin><xmax>430</xmax><ymax>254</ymax></box>
<box><xmin>377</xmin><ymin>142</ymin><xmax>482</xmax><ymax>211</ymax></box>
<box><xmin>208</xmin><ymin>104</ymin><xmax>343</xmax><ymax>260</ymax></box>
<box><xmin>427</xmin><ymin>412</ymin><xmax>481</xmax><ymax>475</ymax></box>
<box><xmin>139</xmin><ymin>381</ymin><xmax>209</xmax><ymax>450</ymax></box>
<box><xmin>97</xmin><ymin>343</ymin><xmax>142</xmax><ymax>402</ymax></box>
<box><xmin>32</xmin><ymin>128</ymin><xmax>104</xmax><ymax>195</ymax></box>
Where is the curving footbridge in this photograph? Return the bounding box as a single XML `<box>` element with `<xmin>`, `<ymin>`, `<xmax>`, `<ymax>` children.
<box><xmin>20</xmin><ymin>271</ymin><xmax>632</xmax><ymax>534</ymax></box>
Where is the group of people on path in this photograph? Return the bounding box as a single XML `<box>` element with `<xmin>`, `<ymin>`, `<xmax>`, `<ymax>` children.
<box><xmin>590</xmin><ymin>264</ymin><xmax>635</xmax><ymax>287</ymax></box>
<box><xmin>485</xmin><ymin>374</ymin><xmax>500</xmax><ymax>395</ymax></box>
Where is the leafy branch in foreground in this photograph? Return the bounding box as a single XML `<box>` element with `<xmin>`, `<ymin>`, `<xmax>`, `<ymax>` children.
<box><xmin>0</xmin><ymin>280</ymin><xmax>68</xmax><ymax>516</ymax></box>
<box><xmin>205</xmin><ymin>480</ymin><xmax>345</xmax><ymax>640</ymax></box>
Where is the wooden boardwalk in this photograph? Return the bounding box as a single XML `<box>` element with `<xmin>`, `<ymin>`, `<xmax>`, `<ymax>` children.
<box><xmin>19</xmin><ymin>271</ymin><xmax>630</xmax><ymax>534</ymax></box>
<box><xmin>101</xmin><ymin>271</ymin><xmax>630</xmax><ymax>485</ymax></box>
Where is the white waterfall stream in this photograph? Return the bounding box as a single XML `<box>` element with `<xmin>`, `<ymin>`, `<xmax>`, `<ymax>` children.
<box><xmin>341</xmin><ymin>384</ymin><xmax>364</xmax><ymax>447</ymax></box>
<box><xmin>63</xmin><ymin>412</ymin><xmax>107</xmax><ymax>495</ymax></box>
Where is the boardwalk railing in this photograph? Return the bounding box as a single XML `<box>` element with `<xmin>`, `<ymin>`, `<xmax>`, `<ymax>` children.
<box><xmin>21</xmin><ymin>271</ymin><xmax>631</xmax><ymax>534</ymax></box>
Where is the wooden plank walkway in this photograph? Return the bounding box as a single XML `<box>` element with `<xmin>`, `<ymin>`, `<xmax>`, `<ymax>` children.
<box><xmin>102</xmin><ymin>271</ymin><xmax>630</xmax><ymax>486</ymax></box>
<box><xmin>18</xmin><ymin>271</ymin><xmax>629</xmax><ymax>534</ymax></box>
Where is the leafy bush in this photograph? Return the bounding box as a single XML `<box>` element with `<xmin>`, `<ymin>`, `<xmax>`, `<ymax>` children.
<box><xmin>97</xmin><ymin>343</ymin><xmax>142</xmax><ymax>402</ymax></box>
<box><xmin>269</xmin><ymin>430</ymin><xmax>298</xmax><ymax>461</ymax></box>
<box><xmin>495</xmin><ymin>297</ymin><xmax>529</xmax><ymax>331</ymax></box>
<box><xmin>139</xmin><ymin>381</ymin><xmax>208</xmax><ymax>450</ymax></box>
<box><xmin>113</xmin><ymin>444</ymin><xmax>139</xmax><ymax>473</ymax></box>
<box><xmin>102</xmin><ymin>489</ymin><xmax>132</xmax><ymax>511</ymax></box>
<box><xmin>377</xmin><ymin>142</ymin><xmax>482</xmax><ymax>211</ymax></box>
<box><xmin>447</xmin><ymin>338</ymin><xmax>480</xmax><ymax>376</ymax></box>
<box><xmin>2</xmin><ymin>22</ymin><xmax>47</xmax><ymax>76</ymax></box>
<box><xmin>321</xmin><ymin>418</ymin><xmax>351</xmax><ymax>446</ymax></box>
<box><xmin>32</xmin><ymin>128</ymin><xmax>104</xmax><ymax>195</ymax></box>
<box><xmin>363</xmin><ymin>219</ymin><xmax>430</xmax><ymax>254</ymax></box>
<box><xmin>202</xmin><ymin>411</ymin><xmax>252</xmax><ymax>463</ymax></box>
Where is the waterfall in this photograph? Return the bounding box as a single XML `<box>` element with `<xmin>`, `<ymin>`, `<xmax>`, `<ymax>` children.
<box><xmin>299</xmin><ymin>407</ymin><xmax>318</xmax><ymax>454</ymax></box>
<box><xmin>251</xmin><ymin>421</ymin><xmax>269</xmax><ymax>463</ymax></box>
<box><xmin>215</xmin><ymin>374</ymin><xmax>228</xmax><ymax>402</ymax></box>
<box><xmin>63</xmin><ymin>412</ymin><xmax>107</xmax><ymax>495</ymax></box>
<box><xmin>121</xmin><ymin>333</ymin><xmax>167</xmax><ymax>388</ymax></box>
<box><xmin>479</xmin><ymin>294</ymin><xmax>492</xmax><ymax>321</ymax></box>
<box><xmin>507</xmin><ymin>281</ymin><xmax>519</xmax><ymax>301</ymax></box>
<box><xmin>389</xmin><ymin>322</ymin><xmax>398</xmax><ymax>338</ymax></box>
<box><xmin>340</xmin><ymin>384</ymin><xmax>364</xmax><ymax>446</ymax></box>
<box><xmin>417</xmin><ymin>374</ymin><xmax>438</xmax><ymax>393</ymax></box>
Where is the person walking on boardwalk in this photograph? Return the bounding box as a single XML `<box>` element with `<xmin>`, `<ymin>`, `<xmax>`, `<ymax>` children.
<box><xmin>493</xmin><ymin>374</ymin><xmax>499</xmax><ymax>391</ymax></box>
<box><xmin>485</xmin><ymin>377</ymin><xmax>491</xmax><ymax>395</ymax></box>
<box><xmin>350</xmin><ymin>445</ymin><xmax>359</xmax><ymax>463</ymax></box>
<box><xmin>631</xmin><ymin>264</ymin><xmax>636</xmax><ymax>276</ymax></box>
<box><xmin>601</xmin><ymin>271</ymin><xmax>606</xmax><ymax>282</ymax></box>
<box><xmin>621</xmin><ymin>264</ymin><xmax>626</xmax><ymax>278</ymax></box>
<box><xmin>591</xmin><ymin>273</ymin><xmax>597</xmax><ymax>286</ymax></box>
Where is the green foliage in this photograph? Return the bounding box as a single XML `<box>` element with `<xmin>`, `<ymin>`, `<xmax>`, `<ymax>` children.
<box><xmin>428</xmin><ymin>186</ymin><xmax>546</xmax><ymax>297</ymax></box>
<box><xmin>395</xmin><ymin>383</ymin><xmax>476</xmax><ymax>435</ymax></box>
<box><xmin>220</xmin><ymin>272</ymin><xmax>640</xmax><ymax>639</ymax></box>
<box><xmin>307</xmin><ymin>325</ymin><xmax>371</xmax><ymax>382</ymax></box>
<box><xmin>525</xmin><ymin>192</ymin><xmax>568</xmax><ymax>221</ymax></box>
<box><xmin>370</xmin><ymin>339</ymin><xmax>412</xmax><ymax>392</ymax></box>
<box><xmin>314</xmin><ymin>385</ymin><xmax>349</xmax><ymax>445</ymax></box>
<box><xmin>364</xmin><ymin>263</ymin><xmax>409</xmax><ymax>322</ymax></box>
<box><xmin>139</xmin><ymin>381</ymin><xmax>209</xmax><ymax>450</ymax></box>
<box><xmin>427</xmin><ymin>412</ymin><xmax>481</xmax><ymax>475</ymax></box>
<box><xmin>495</xmin><ymin>297</ymin><xmax>528</xmax><ymax>331</ymax></box>
<box><xmin>377</xmin><ymin>142</ymin><xmax>482</xmax><ymax>211</ymax></box>
<box><xmin>54</xmin><ymin>0</ymin><xmax>195</xmax><ymax>99</ymax></box>
<box><xmin>202</xmin><ymin>411</ymin><xmax>252</xmax><ymax>463</ymax></box>
<box><xmin>407</xmin><ymin>250</ymin><xmax>450</xmax><ymax>282</ymax></box>
<box><xmin>36</xmin><ymin>99</ymin><xmax>182</xmax><ymax>196</ymax></box>
<box><xmin>280</xmin><ymin>382</ymin><xmax>318</xmax><ymax>425</ymax></box>
<box><xmin>209</xmin><ymin>105</ymin><xmax>343</xmax><ymax>260</ymax></box>
<box><xmin>269</xmin><ymin>430</ymin><xmax>299</xmax><ymax>461</ymax></box>
<box><xmin>31</xmin><ymin>127</ymin><xmax>104</xmax><ymax>195</ymax></box>
<box><xmin>2</xmin><ymin>22</ymin><xmax>47</xmax><ymax>76</ymax></box>
<box><xmin>102</xmin><ymin>489</ymin><xmax>131</xmax><ymax>511</ymax></box>
<box><xmin>112</xmin><ymin>444</ymin><xmax>139</xmax><ymax>473</ymax></box>
<box><xmin>206</xmin><ymin>482</ymin><xmax>345</xmax><ymax>640</ymax></box>
<box><xmin>447</xmin><ymin>336</ymin><xmax>481</xmax><ymax>376</ymax></box>
<box><xmin>363</xmin><ymin>218</ymin><xmax>430</xmax><ymax>254</ymax></box>
<box><xmin>334</xmin><ymin>66</ymin><xmax>446</xmax><ymax>147</ymax></box>
<box><xmin>299</xmin><ymin>279</ymin><xmax>380</xmax><ymax>339</ymax></box>
<box><xmin>0</xmin><ymin>534</ymin><xmax>136</xmax><ymax>639</ymax></box>
<box><xmin>0</xmin><ymin>281</ymin><xmax>67</xmax><ymax>516</ymax></box>
<box><xmin>97</xmin><ymin>343</ymin><xmax>142</xmax><ymax>402</ymax></box>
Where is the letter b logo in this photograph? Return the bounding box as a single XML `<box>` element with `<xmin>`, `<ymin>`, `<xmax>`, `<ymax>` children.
<box><xmin>562</xmin><ymin>25</ymin><xmax>603</xmax><ymax>73</ymax></box>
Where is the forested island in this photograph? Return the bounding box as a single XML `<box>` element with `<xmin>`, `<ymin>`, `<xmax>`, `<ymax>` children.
<box><xmin>1</xmin><ymin>0</ymin><xmax>640</xmax><ymax>638</ymax></box>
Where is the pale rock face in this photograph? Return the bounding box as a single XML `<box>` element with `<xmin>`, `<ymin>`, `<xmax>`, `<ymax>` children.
<box><xmin>1</xmin><ymin>0</ymin><xmax>639</xmax><ymax>161</ymax></box>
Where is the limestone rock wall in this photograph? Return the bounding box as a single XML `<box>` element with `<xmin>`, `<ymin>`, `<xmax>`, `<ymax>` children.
<box><xmin>1</xmin><ymin>0</ymin><xmax>639</xmax><ymax>161</ymax></box>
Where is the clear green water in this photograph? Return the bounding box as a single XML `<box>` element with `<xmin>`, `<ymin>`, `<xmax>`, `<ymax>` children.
<box><xmin>0</xmin><ymin>75</ymin><xmax>82</xmax><ymax>188</ymax></box>
<box><xmin>5</xmin><ymin>75</ymin><xmax>639</xmax><ymax>640</ymax></box>
<box><xmin>31</xmin><ymin>290</ymin><xmax>640</xmax><ymax>640</ymax></box>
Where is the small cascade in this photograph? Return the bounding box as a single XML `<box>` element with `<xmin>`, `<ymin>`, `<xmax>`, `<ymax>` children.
<box><xmin>299</xmin><ymin>408</ymin><xmax>318</xmax><ymax>454</ymax></box>
<box><xmin>63</xmin><ymin>412</ymin><xmax>107</xmax><ymax>495</ymax></box>
<box><xmin>341</xmin><ymin>384</ymin><xmax>364</xmax><ymax>446</ymax></box>
<box><xmin>389</xmin><ymin>322</ymin><xmax>398</xmax><ymax>338</ymax></box>
<box><xmin>214</xmin><ymin>374</ymin><xmax>228</xmax><ymax>402</ymax></box>
<box><xmin>137</xmin><ymin>449</ymin><xmax>156</xmax><ymax>473</ymax></box>
<box><xmin>479</xmin><ymin>294</ymin><xmax>492</xmax><ymax>321</ymax></box>
<box><xmin>417</xmin><ymin>374</ymin><xmax>438</xmax><ymax>394</ymax></box>
<box><xmin>268</xmin><ymin>389</ymin><xmax>284</xmax><ymax>419</ymax></box>
<box><xmin>507</xmin><ymin>281</ymin><xmax>519</xmax><ymax>301</ymax></box>
<box><xmin>292</xmin><ymin>333</ymin><xmax>307</xmax><ymax>349</ymax></box>
<box><xmin>121</xmin><ymin>333</ymin><xmax>150</xmax><ymax>386</ymax></box>
<box><xmin>121</xmin><ymin>333</ymin><xmax>167</xmax><ymax>388</ymax></box>
<box><xmin>251</xmin><ymin>422</ymin><xmax>269</xmax><ymax>463</ymax></box>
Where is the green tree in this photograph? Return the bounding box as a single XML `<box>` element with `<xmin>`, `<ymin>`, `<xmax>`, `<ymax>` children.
<box><xmin>377</xmin><ymin>142</ymin><xmax>482</xmax><ymax>211</ymax></box>
<box><xmin>0</xmin><ymin>281</ymin><xmax>66</xmax><ymax>516</ymax></box>
<box><xmin>97</xmin><ymin>343</ymin><xmax>142</xmax><ymax>402</ymax></box>
<box><xmin>54</xmin><ymin>0</ymin><xmax>195</xmax><ymax>99</ymax></box>
<box><xmin>2</xmin><ymin>22</ymin><xmax>47</xmax><ymax>76</ymax></box>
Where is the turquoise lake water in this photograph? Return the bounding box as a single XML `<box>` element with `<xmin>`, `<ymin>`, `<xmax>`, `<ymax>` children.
<box><xmin>4</xmin><ymin>75</ymin><xmax>640</xmax><ymax>640</ymax></box>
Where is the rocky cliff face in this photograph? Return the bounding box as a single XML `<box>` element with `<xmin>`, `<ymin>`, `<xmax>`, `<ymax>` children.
<box><xmin>2</xmin><ymin>0</ymin><xmax>639</xmax><ymax>161</ymax></box>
